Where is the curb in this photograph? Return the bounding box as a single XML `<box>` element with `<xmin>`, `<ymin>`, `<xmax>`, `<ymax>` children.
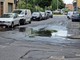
<box><xmin>67</xmin><ymin>35</ymin><xmax>80</xmax><ymax>39</ymax></box>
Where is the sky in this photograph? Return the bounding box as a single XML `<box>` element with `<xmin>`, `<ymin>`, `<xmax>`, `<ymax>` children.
<box><xmin>63</xmin><ymin>0</ymin><xmax>73</xmax><ymax>4</ymax></box>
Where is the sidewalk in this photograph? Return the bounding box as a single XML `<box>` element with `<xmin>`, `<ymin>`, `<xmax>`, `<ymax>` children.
<box><xmin>67</xmin><ymin>20</ymin><xmax>80</xmax><ymax>39</ymax></box>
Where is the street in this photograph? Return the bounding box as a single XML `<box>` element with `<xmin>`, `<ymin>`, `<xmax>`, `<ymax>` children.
<box><xmin>0</xmin><ymin>15</ymin><xmax>80</xmax><ymax>60</ymax></box>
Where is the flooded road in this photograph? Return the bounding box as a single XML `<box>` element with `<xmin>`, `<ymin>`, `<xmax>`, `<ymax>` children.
<box><xmin>0</xmin><ymin>15</ymin><xmax>80</xmax><ymax>49</ymax></box>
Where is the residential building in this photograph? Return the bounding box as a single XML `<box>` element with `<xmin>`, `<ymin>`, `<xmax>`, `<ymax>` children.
<box><xmin>77</xmin><ymin>0</ymin><xmax>80</xmax><ymax>8</ymax></box>
<box><xmin>73</xmin><ymin>0</ymin><xmax>80</xmax><ymax>11</ymax></box>
<box><xmin>65</xmin><ymin>4</ymin><xmax>74</xmax><ymax>10</ymax></box>
<box><xmin>0</xmin><ymin>0</ymin><xmax>16</xmax><ymax>16</ymax></box>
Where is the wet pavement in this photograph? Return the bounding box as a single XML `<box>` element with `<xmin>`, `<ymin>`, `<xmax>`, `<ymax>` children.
<box><xmin>0</xmin><ymin>16</ymin><xmax>80</xmax><ymax>49</ymax></box>
<box><xmin>0</xmin><ymin>15</ymin><xmax>80</xmax><ymax>60</ymax></box>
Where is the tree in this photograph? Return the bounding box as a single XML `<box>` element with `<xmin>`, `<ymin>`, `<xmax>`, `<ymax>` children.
<box><xmin>17</xmin><ymin>0</ymin><xmax>27</xmax><ymax>9</ymax></box>
<box><xmin>51</xmin><ymin>0</ymin><xmax>65</xmax><ymax>10</ymax></box>
<box><xmin>51</xmin><ymin>0</ymin><xmax>57</xmax><ymax>10</ymax></box>
<box><xmin>27</xmin><ymin>0</ymin><xmax>52</xmax><ymax>8</ymax></box>
<box><xmin>38</xmin><ymin>0</ymin><xmax>52</xmax><ymax>8</ymax></box>
<box><xmin>58</xmin><ymin>0</ymin><xmax>65</xmax><ymax>9</ymax></box>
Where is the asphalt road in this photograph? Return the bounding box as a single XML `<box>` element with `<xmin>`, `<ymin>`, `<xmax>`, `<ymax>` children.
<box><xmin>0</xmin><ymin>15</ymin><xmax>80</xmax><ymax>60</ymax></box>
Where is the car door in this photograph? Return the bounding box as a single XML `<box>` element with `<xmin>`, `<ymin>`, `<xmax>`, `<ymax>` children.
<box><xmin>13</xmin><ymin>14</ymin><xmax>19</xmax><ymax>25</ymax></box>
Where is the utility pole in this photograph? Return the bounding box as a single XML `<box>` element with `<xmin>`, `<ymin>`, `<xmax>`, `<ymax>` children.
<box><xmin>26</xmin><ymin>0</ymin><xmax>28</xmax><ymax>8</ymax></box>
<box><xmin>57</xmin><ymin>0</ymin><xmax>58</xmax><ymax>10</ymax></box>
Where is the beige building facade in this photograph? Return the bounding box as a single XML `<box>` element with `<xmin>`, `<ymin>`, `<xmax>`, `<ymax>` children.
<box><xmin>73</xmin><ymin>0</ymin><xmax>80</xmax><ymax>11</ymax></box>
<box><xmin>65</xmin><ymin>4</ymin><xmax>74</xmax><ymax>11</ymax></box>
<box><xmin>77</xmin><ymin>0</ymin><xmax>80</xmax><ymax>8</ymax></box>
<box><xmin>0</xmin><ymin>0</ymin><xmax>15</xmax><ymax>16</ymax></box>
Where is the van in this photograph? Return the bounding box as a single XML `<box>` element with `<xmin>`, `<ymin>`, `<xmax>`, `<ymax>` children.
<box><xmin>13</xmin><ymin>9</ymin><xmax>31</xmax><ymax>25</ymax></box>
<box><xmin>67</xmin><ymin>11</ymin><xmax>73</xmax><ymax>19</ymax></box>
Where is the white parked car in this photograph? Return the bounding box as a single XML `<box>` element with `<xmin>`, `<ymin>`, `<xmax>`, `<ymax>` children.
<box><xmin>13</xmin><ymin>9</ymin><xmax>31</xmax><ymax>25</ymax></box>
<box><xmin>53</xmin><ymin>10</ymin><xmax>61</xmax><ymax>14</ymax></box>
<box><xmin>67</xmin><ymin>11</ymin><xmax>73</xmax><ymax>19</ymax></box>
<box><xmin>0</xmin><ymin>13</ymin><xmax>19</xmax><ymax>27</ymax></box>
<box><xmin>40</xmin><ymin>12</ymin><xmax>46</xmax><ymax>20</ymax></box>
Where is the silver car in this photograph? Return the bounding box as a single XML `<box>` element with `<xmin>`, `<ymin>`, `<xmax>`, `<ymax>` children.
<box><xmin>72</xmin><ymin>12</ymin><xmax>80</xmax><ymax>22</ymax></box>
<box><xmin>0</xmin><ymin>13</ymin><xmax>19</xmax><ymax>27</ymax></box>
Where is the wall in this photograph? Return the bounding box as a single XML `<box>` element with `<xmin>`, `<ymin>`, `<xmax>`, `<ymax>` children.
<box><xmin>66</xmin><ymin>4</ymin><xmax>74</xmax><ymax>10</ymax></box>
<box><xmin>77</xmin><ymin>0</ymin><xmax>80</xmax><ymax>8</ymax></box>
<box><xmin>4</xmin><ymin>0</ymin><xmax>15</xmax><ymax>13</ymax></box>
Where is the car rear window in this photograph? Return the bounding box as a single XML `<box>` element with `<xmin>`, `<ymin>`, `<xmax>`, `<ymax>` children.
<box><xmin>13</xmin><ymin>10</ymin><xmax>22</xmax><ymax>14</ymax></box>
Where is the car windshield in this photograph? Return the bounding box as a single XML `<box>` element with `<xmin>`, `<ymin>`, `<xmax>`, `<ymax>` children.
<box><xmin>13</xmin><ymin>10</ymin><xmax>22</xmax><ymax>14</ymax></box>
<box><xmin>41</xmin><ymin>12</ymin><xmax>44</xmax><ymax>15</ymax></box>
<box><xmin>0</xmin><ymin>14</ymin><xmax>13</xmax><ymax>18</ymax></box>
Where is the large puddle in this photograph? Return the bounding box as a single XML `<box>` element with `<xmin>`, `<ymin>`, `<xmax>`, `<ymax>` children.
<box><xmin>0</xmin><ymin>25</ymin><xmax>68</xmax><ymax>37</ymax></box>
<box><xmin>18</xmin><ymin>25</ymin><xmax>68</xmax><ymax>37</ymax></box>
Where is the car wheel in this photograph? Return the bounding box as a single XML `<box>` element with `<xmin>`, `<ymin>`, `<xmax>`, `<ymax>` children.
<box><xmin>29</xmin><ymin>21</ymin><xmax>31</xmax><ymax>24</ymax></box>
<box><xmin>67</xmin><ymin>16</ymin><xmax>70</xmax><ymax>19</ymax></box>
<box><xmin>51</xmin><ymin>16</ymin><xmax>53</xmax><ymax>18</ymax></box>
<box><xmin>19</xmin><ymin>19</ymin><xmax>26</xmax><ymax>25</ymax></box>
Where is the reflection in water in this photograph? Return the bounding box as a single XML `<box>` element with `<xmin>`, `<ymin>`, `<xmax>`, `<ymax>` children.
<box><xmin>18</xmin><ymin>26</ymin><xmax>68</xmax><ymax>37</ymax></box>
<box><xmin>18</xmin><ymin>27</ymin><xmax>57</xmax><ymax>37</ymax></box>
<box><xmin>36</xmin><ymin>30</ymin><xmax>52</xmax><ymax>37</ymax></box>
<box><xmin>52</xmin><ymin>30</ymin><xmax>67</xmax><ymax>37</ymax></box>
<box><xmin>0</xmin><ymin>25</ymin><xmax>68</xmax><ymax>37</ymax></box>
<box><xmin>19</xmin><ymin>27</ymin><xmax>26</xmax><ymax>32</ymax></box>
<box><xmin>0</xmin><ymin>26</ymin><xmax>15</xmax><ymax>32</ymax></box>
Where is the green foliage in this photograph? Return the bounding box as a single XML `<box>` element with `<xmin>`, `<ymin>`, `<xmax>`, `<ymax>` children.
<box><xmin>17</xmin><ymin>0</ymin><xmax>65</xmax><ymax>11</ymax></box>
<box><xmin>64</xmin><ymin>8</ymin><xmax>69</xmax><ymax>12</ymax></box>
<box><xmin>51</xmin><ymin>0</ymin><xmax>65</xmax><ymax>10</ymax></box>
<box><xmin>36</xmin><ymin>30</ymin><xmax>52</xmax><ymax>37</ymax></box>
<box><xmin>17</xmin><ymin>0</ymin><xmax>27</xmax><ymax>9</ymax></box>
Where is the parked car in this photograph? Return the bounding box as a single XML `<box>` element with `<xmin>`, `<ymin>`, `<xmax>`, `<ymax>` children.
<box><xmin>45</xmin><ymin>10</ymin><xmax>53</xmax><ymax>18</ymax></box>
<box><xmin>53</xmin><ymin>10</ymin><xmax>61</xmax><ymax>14</ymax></box>
<box><xmin>0</xmin><ymin>13</ymin><xmax>19</xmax><ymax>27</ymax></box>
<box><xmin>13</xmin><ymin>9</ymin><xmax>31</xmax><ymax>25</ymax></box>
<box><xmin>67</xmin><ymin>11</ymin><xmax>73</xmax><ymax>19</ymax></box>
<box><xmin>31</xmin><ymin>12</ymin><xmax>42</xmax><ymax>21</ymax></box>
<box><xmin>40</xmin><ymin>12</ymin><xmax>46</xmax><ymax>20</ymax></box>
<box><xmin>72</xmin><ymin>12</ymin><xmax>80</xmax><ymax>22</ymax></box>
